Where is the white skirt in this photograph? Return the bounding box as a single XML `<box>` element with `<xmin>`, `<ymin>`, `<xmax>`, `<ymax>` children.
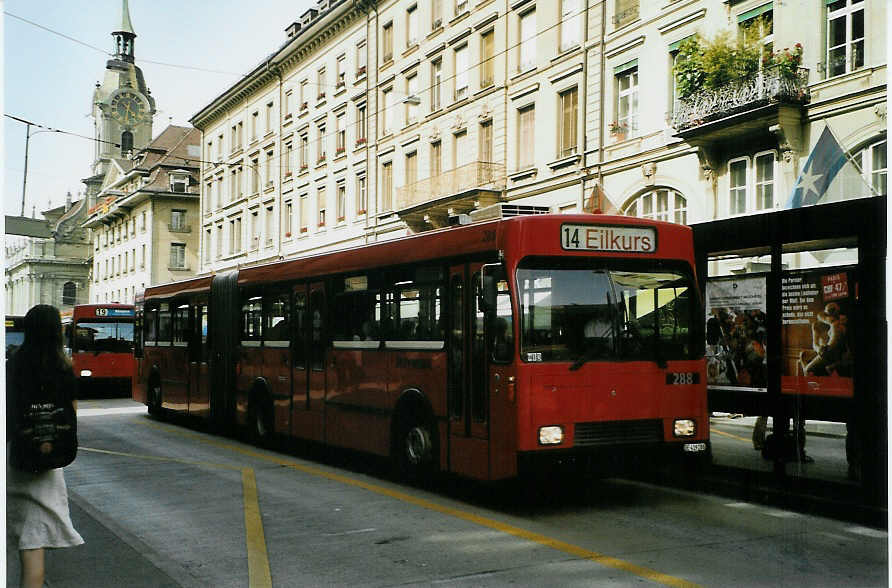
<box><xmin>7</xmin><ymin>449</ymin><xmax>84</xmax><ymax>550</ymax></box>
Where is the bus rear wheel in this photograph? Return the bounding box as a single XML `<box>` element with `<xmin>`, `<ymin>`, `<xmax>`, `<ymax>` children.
<box><xmin>248</xmin><ymin>393</ymin><xmax>273</xmax><ymax>447</ymax></box>
<box><xmin>147</xmin><ymin>379</ymin><xmax>163</xmax><ymax>418</ymax></box>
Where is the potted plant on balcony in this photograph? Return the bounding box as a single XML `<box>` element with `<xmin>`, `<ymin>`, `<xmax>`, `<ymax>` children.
<box><xmin>609</xmin><ymin>121</ymin><xmax>627</xmax><ymax>140</ymax></box>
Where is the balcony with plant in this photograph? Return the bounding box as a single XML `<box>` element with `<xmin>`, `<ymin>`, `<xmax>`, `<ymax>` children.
<box><xmin>671</xmin><ymin>32</ymin><xmax>809</xmax><ymax>133</ymax></box>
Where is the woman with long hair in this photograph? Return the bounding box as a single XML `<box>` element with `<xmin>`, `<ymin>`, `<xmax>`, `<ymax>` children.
<box><xmin>7</xmin><ymin>304</ymin><xmax>83</xmax><ymax>588</ymax></box>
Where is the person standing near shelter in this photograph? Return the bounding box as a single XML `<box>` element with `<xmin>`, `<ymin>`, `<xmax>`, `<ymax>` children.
<box><xmin>7</xmin><ymin>305</ymin><xmax>84</xmax><ymax>588</ymax></box>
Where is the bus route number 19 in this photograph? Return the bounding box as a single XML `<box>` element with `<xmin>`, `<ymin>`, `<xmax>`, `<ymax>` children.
<box><xmin>95</xmin><ymin>308</ymin><xmax>108</xmax><ymax>317</ymax></box>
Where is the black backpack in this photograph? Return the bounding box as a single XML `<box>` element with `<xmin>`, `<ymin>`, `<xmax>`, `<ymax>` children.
<box><xmin>10</xmin><ymin>373</ymin><xmax>78</xmax><ymax>473</ymax></box>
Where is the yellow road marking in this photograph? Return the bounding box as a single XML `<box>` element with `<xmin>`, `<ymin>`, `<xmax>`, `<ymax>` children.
<box><xmin>81</xmin><ymin>445</ymin><xmax>272</xmax><ymax>588</ymax></box>
<box><xmin>242</xmin><ymin>468</ymin><xmax>273</xmax><ymax>588</ymax></box>
<box><xmin>135</xmin><ymin>419</ymin><xmax>701</xmax><ymax>588</ymax></box>
<box><xmin>710</xmin><ymin>427</ymin><xmax>752</xmax><ymax>444</ymax></box>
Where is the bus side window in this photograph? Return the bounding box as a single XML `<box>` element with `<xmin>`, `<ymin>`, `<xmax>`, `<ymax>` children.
<box><xmin>264</xmin><ymin>293</ymin><xmax>290</xmax><ymax>345</ymax></box>
<box><xmin>158</xmin><ymin>303</ymin><xmax>172</xmax><ymax>345</ymax></box>
<box><xmin>134</xmin><ymin>311</ymin><xmax>143</xmax><ymax>358</ymax></box>
<box><xmin>241</xmin><ymin>296</ymin><xmax>263</xmax><ymax>343</ymax></box>
<box><xmin>293</xmin><ymin>292</ymin><xmax>307</xmax><ymax>369</ymax></box>
<box><xmin>172</xmin><ymin>303</ymin><xmax>189</xmax><ymax>346</ymax></box>
<box><xmin>144</xmin><ymin>306</ymin><xmax>158</xmax><ymax>345</ymax></box>
<box><xmin>309</xmin><ymin>289</ymin><xmax>325</xmax><ymax>370</ymax></box>
<box><xmin>491</xmin><ymin>279</ymin><xmax>514</xmax><ymax>363</ymax></box>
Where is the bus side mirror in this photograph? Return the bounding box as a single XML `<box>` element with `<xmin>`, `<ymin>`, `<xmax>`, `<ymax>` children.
<box><xmin>480</xmin><ymin>273</ymin><xmax>497</xmax><ymax>312</ymax></box>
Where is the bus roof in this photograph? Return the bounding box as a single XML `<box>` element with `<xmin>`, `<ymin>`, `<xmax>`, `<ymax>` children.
<box><xmin>143</xmin><ymin>214</ymin><xmax>694</xmax><ymax>299</ymax></box>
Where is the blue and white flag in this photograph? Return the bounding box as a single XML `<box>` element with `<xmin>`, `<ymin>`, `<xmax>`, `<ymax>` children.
<box><xmin>786</xmin><ymin>126</ymin><xmax>853</xmax><ymax>208</ymax></box>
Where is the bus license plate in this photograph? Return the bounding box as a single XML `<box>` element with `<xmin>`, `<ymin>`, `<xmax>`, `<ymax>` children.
<box><xmin>666</xmin><ymin>372</ymin><xmax>699</xmax><ymax>385</ymax></box>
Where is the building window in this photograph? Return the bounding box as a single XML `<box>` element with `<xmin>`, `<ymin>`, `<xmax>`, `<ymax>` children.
<box><xmin>558</xmin><ymin>86</ymin><xmax>578</xmax><ymax>157</ymax></box>
<box><xmin>121</xmin><ymin>131</ymin><xmax>133</xmax><ymax>155</ymax></box>
<box><xmin>284</xmin><ymin>143</ymin><xmax>293</xmax><ymax>176</ymax></box>
<box><xmin>616</xmin><ymin>66</ymin><xmax>639</xmax><ymax>134</ymax></box>
<box><xmin>827</xmin><ymin>0</ymin><xmax>864</xmax><ymax>78</ymax></box>
<box><xmin>519</xmin><ymin>9</ymin><xmax>536</xmax><ymax>72</ymax></box>
<box><xmin>300</xmin><ymin>134</ymin><xmax>309</xmax><ymax>170</ymax></box>
<box><xmin>317</xmin><ymin>68</ymin><xmax>326</xmax><ymax>100</ymax></box>
<box><xmin>382</xmin><ymin>88</ymin><xmax>393</xmax><ymax>135</ymax></box>
<box><xmin>285</xmin><ymin>200</ymin><xmax>293</xmax><ymax>236</ymax></box>
<box><xmin>754</xmin><ymin>152</ymin><xmax>775</xmax><ymax>210</ymax></box>
<box><xmin>251</xmin><ymin>210</ymin><xmax>260</xmax><ymax>247</ymax></box>
<box><xmin>623</xmin><ymin>188</ymin><xmax>687</xmax><ymax>225</ymax></box>
<box><xmin>479</xmin><ymin>121</ymin><xmax>492</xmax><ymax>163</ymax></box>
<box><xmin>431</xmin><ymin>0</ymin><xmax>442</xmax><ymax>29</ymax></box>
<box><xmin>455</xmin><ymin>0</ymin><xmax>468</xmax><ymax>17</ymax></box>
<box><xmin>614</xmin><ymin>0</ymin><xmax>639</xmax><ymax>28</ymax></box>
<box><xmin>141</xmin><ymin>243</ymin><xmax>146</xmax><ymax>267</ymax></box>
<box><xmin>230</xmin><ymin>169</ymin><xmax>239</xmax><ymax>197</ymax></box>
<box><xmin>316</xmin><ymin>123</ymin><xmax>327</xmax><ymax>163</ymax></box>
<box><xmin>300</xmin><ymin>80</ymin><xmax>308</xmax><ymax>109</ymax></box>
<box><xmin>229</xmin><ymin>217</ymin><xmax>242</xmax><ymax>254</ymax></box>
<box><xmin>560</xmin><ymin>0</ymin><xmax>582</xmax><ymax>51</ymax></box>
<box><xmin>300</xmin><ymin>194</ymin><xmax>309</xmax><ymax>233</ymax></box>
<box><xmin>336</xmin><ymin>55</ymin><xmax>346</xmax><ymax>89</ymax></box>
<box><xmin>251</xmin><ymin>157</ymin><xmax>260</xmax><ymax>193</ymax></box>
<box><xmin>251</xmin><ymin>111</ymin><xmax>258</xmax><ymax>140</ymax></box>
<box><xmin>356</xmin><ymin>42</ymin><xmax>367</xmax><ymax>77</ymax></box>
<box><xmin>454</xmin><ymin>129</ymin><xmax>468</xmax><ymax>169</ymax></box>
<box><xmin>381</xmin><ymin>161</ymin><xmax>393</xmax><ymax>211</ymax></box>
<box><xmin>852</xmin><ymin>139</ymin><xmax>887</xmax><ymax>196</ymax></box>
<box><xmin>62</xmin><ymin>282</ymin><xmax>77</xmax><ymax>306</ymax></box>
<box><xmin>454</xmin><ymin>44</ymin><xmax>469</xmax><ymax>100</ymax></box>
<box><xmin>431</xmin><ymin>141</ymin><xmax>442</xmax><ymax>177</ymax></box>
<box><xmin>406</xmin><ymin>73</ymin><xmax>419</xmax><ymax>123</ymax></box>
<box><xmin>431</xmin><ymin>59</ymin><xmax>442</xmax><ymax>111</ymax></box>
<box><xmin>266</xmin><ymin>206</ymin><xmax>274</xmax><ymax>245</ymax></box>
<box><xmin>480</xmin><ymin>30</ymin><xmax>494</xmax><ymax>88</ymax></box>
<box><xmin>405</xmin><ymin>151</ymin><xmax>418</xmax><ymax>188</ymax></box>
<box><xmin>317</xmin><ymin>187</ymin><xmax>326</xmax><ymax>227</ymax></box>
<box><xmin>170</xmin><ymin>243</ymin><xmax>186</xmax><ymax>269</ymax></box>
<box><xmin>407</xmin><ymin>5</ymin><xmax>418</xmax><ymax>47</ymax></box>
<box><xmin>336</xmin><ymin>113</ymin><xmax>346</xmax><ymax>154</ymax></box>
<box><xmin>266</xmin><ymin>150</ymin><xmax>275</xmax><ymax>187</ymax></box>
<box><xmin>728</xmin><ymin>152</ymin><xmax>777</xmax><ymax>216</ymax></box>
<box><xmin>356</xmin><ymin>175</ymin><xmax>367</xmax><ymax>215</ymax></box>
<box><xmin>382</xmin><ymin>21</ymin><xmax>393</xmax><ymax>62</ymax></box>
<box><xmin>739</xmin><ymin>7</ymin><xmax>773</xmax><ymax>62</ymax></box>
<box><xmin>517</xmin><ymin>104</ymin><xmax>535</xmax><ymax>169</ymax></box>
<box><xmin>170</xmin><ymin>209</ymin><xmax>187</xmax><ymax>231</ymax></box>
<box><xmin>356</xmin><ymin>104</ymin><xmax>368</xmax><ymax>145</ymax></box>
<box><xmin>337</xmin><ymin>183</ymin><xmax>346</xmax><ymax>222</ymax></box>
<box><xmin>204</xmin><ymin>229</ymin><xmax>211</xmax><ymax>263</ymax></box>
<box><xmin>284</xmin><ymin>92</ymin><xmax>292</xmax><ymax>120</ymax></box>
<box><xmin>215</xmin><ymin>226</ymin><xmax>223</xmax><ymax>258</ymax></box>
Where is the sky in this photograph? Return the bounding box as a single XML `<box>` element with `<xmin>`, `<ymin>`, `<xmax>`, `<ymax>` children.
<box><xmin>3</xmin><ymin>0</ymin><xmax>316</xmax><ymax>218</ymax></box>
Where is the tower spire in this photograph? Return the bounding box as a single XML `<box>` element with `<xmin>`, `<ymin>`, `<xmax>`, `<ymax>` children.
<box><xmin>112</xmin><ymin>0</ymin><xmax>136</xmax><ymax>63</ymax></box>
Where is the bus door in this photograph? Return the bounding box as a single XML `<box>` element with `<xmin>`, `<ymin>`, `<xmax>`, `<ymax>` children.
<box><xmin>290</xmin><ymin>283</ymin><xmax>324</xmax><ymax>442</ymax></box>
<box><xmin>189</xmin><ymin>301</ymin><xmax>210</xmax><ymax>418</ymax></box>
<box><xmin>447</xmin><ymin>263</ymin><xmax>490</xmax><ymax>479</ymax></box>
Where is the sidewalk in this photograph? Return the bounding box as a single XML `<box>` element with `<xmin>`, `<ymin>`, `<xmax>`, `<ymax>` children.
<box><xmin>6</xmin><ymin>490</ymin><xmax>197</xmax><ymax>588</ymax></box>
<box><xmin>710</xmin><ymin>414</ymin><xmax>848</xmax><ymax>437</ymax></box>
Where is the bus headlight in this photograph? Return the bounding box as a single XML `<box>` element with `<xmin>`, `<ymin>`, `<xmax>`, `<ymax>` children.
<box><xmin>80</xmin><ymin>370</ymin><xmax>93</xmax><ymax>377</ymax></box>
<box><xmin>538</xmin><ymin>426</ymin><xmax>564</xmax><ymax>445</ymax></box>
<box><xmin>674</xmin><ymin>419</ymin><xmax>695</xmax><ymax>437</ymax></box>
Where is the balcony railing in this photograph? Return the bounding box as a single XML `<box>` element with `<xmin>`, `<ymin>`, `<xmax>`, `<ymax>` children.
<box><xmin>672</xmin><ymin>66</ymin><xmax>810</xmax><ymax>132</ymax></box>
<box><xmin>396</xmin><ymin>161</ymin><xmax>506</xmax><ymax>210</ymax></box>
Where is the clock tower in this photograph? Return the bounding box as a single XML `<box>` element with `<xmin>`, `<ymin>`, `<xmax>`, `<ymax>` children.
<box><xmin>89</xmin><ymin>0</ymin><xmax>155</xmax><ymax>184</ymax></box>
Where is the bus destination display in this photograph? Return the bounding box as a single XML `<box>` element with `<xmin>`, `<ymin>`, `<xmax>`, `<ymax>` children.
<box><xmin>561</xmin><ymin>224</ymin><xmax>656</xmax><ymax>253</ymax></box>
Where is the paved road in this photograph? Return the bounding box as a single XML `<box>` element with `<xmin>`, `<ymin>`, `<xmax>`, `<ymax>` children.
<box><xmin>8</xmin><ymin>401</ymin><xmax>887</xmax><ymax>587</ymax></box>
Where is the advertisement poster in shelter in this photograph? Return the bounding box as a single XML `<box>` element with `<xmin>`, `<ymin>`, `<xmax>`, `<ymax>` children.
<box><xmin>781</xmin><ymin>267</ymin><xmax>855</xmax><ymax>397</ymax></box>
<box><xmin>705</xmin><ymin>276</ymin><xmax>768</xmax><ymax>392</ymax></box>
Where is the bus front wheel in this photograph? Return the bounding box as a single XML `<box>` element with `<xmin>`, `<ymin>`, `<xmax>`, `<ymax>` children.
<box><xmin>394</xmin><ymin>410</ymin><xmax>437</xmax><ymax>482</ymax></box>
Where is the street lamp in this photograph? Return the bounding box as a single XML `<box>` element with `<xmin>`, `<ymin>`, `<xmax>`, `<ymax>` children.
<box><xmin>20</xmin><ymin>123</ymin><xmax>62</xmax><ymax>217</ymax></box>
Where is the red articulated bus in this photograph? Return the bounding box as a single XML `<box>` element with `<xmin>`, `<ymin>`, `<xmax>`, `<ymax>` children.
<box><xmin>134</xmin><ymin>213</ymin><xmax>709</xmax><ymax>481</ymax></box>
<box><xmin>69</xmin><ymin>303</ymin><xmax>136</xmax><ymax>397</ymax></box>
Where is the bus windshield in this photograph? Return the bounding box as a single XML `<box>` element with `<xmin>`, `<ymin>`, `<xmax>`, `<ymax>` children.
<box><xmin>74</xmin><ymin>320</ymin><xmax>135</xmax><ymax>354</ymax></box>
<box><xmin>517</xmin><ymin>259</ymin><xmax>696</xmax><ymax>366</ymax></box>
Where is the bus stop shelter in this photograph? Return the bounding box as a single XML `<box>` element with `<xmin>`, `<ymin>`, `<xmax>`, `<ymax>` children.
<box><xmin>692</xmin><ymin>196</ymin><xmax>886</xmax><ymax>517</ymax></box>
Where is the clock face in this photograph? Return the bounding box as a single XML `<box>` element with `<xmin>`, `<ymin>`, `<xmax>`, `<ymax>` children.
<box><xmin>110</xmin><ymin>91</ymin><xmax>145</xmax><ymax>126</ymax></box>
